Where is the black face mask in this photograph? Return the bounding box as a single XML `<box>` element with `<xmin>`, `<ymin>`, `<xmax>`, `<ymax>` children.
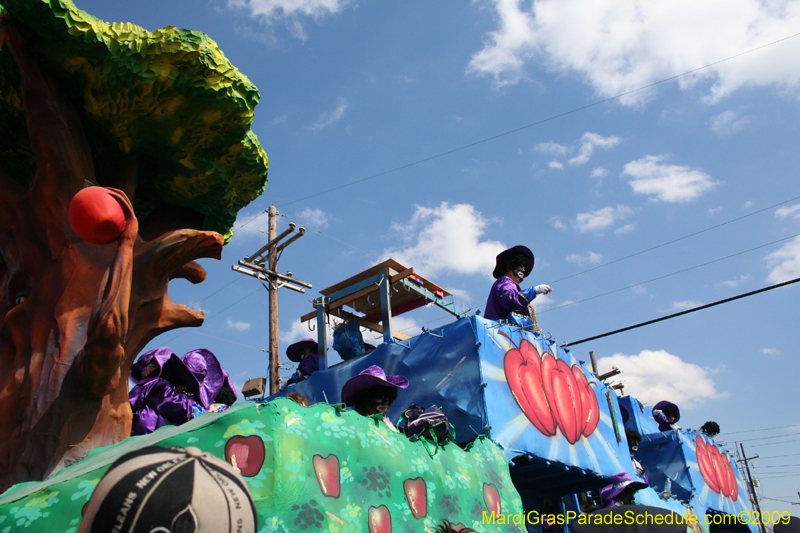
<box><xmin>630</xmin><ymin>444</ymin><xmax>639</xmax><ymax>454</ymax></box>
<box><xmin>513</xmin><ymin>268</ymin><xmax>525</xmax><ymax>282</ymax></box>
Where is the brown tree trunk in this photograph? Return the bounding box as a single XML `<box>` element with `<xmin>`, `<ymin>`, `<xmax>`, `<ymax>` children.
<box><xmin>0</xmin><ymin>22</ymin><xmax>223</xmax><ymax>491</ymax></box>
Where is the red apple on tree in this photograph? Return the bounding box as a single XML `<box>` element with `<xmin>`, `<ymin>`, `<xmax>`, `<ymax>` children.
<box><xmin>68</xmin><ymin>186</ymin><xmax>127</xmax><ymax>245</ymax></box>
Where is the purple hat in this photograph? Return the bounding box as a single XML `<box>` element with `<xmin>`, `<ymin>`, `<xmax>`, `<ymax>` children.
<box><xmin>341</xmin><ymin>365</ymin><xmax>409</xmax><ymax>406</ymax></box>
<box><xmin>601</xmin><ymin>472</ymin><xmax>649</xmax><ymax>503</ymax></box>
<box><xmin>653</xmin><ymin>401</ymin><xmax>680</xmax><ymax>423</ymax></box>
<box><xmin>493</xmin><ymin>245</ymin><xmax>534</xmax><ymax>279</ymax></box>
<box><xmin>287</xmin><ymin>338</ymin><xmax>318</xmax><ymax>362</ymax></box>
<box><xmin>130</xmin><ymin>347</ymin><xmax>176</xmax><ymax>385</ymax></box>
<box><xmin>180</xmin><ymin>349</ymin><xmax>229</xmax><ymax>408</ymax></box>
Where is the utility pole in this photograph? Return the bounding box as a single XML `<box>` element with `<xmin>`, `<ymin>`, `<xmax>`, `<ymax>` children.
<box><xmin>739</xmin><ymin>443</ymin><xmax>766</xmax><ymax>533</ymax></box>
<box><xmin>233</xmin><ymin>206</ymin><xmax>311</xmax><ymax>395</ymax></box>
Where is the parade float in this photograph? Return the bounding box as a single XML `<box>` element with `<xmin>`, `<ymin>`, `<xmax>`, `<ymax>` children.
<box><xmin>0</xmin><ymin>1</ymin><xmax>756</xmax><ymax>532</ymax></box>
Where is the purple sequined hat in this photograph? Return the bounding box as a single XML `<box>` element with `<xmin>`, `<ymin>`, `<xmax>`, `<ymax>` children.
<box><xmin>130</xmin><ymin>347</ymin><xmax>176</xmax><ymax>385</ymax></box>
<box><xmin>601</xmin><ymin>472</ymin><xmax>649</xmax><ymax>503</ymax></box>
<box><xmin>493</xmin><ymin>245</ymin><xmax>534</xmax><ymax>279</ymax></box>
<box><xmin>286</xmin><ymin>338</ymin><xmax>319</xmax><ymax>363</ymax></box>
<box><xmin>180</xmin><ymin>349</ymin><xmax>230</xmax><ymax>408</ymax></box>
<box><xmin>341</xmin><ymin>365</ymin><xmax>409</xmax><ymax>406</ymax></box>
<box><xmin>653</xmin><ymin>401</ymin><xmax>680</xmax><ymax>423</ymax></box>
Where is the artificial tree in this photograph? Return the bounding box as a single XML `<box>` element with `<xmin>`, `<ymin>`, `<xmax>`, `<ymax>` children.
<box><xmin>0</xmin><ymin>0</ymin><xmax>268</xmax><ymax>490</ymax></box>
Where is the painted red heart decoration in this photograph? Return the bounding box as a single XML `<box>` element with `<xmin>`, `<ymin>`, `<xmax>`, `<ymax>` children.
<box><xmin>368</xmin><ymin>505</ymin><xmax>392</xmax><ymax>533</ymax></box>
<box><xmin>403</xmin><ymin>478</ymin><xmax>427</xmax><ymax>519</ymax></box>
<box><xmin>313</xmin><ymin>454</ymin><xmax>341</xmax><ymax>498</ymax></box>
<box><xmin>483</xmin><ymin>482</ymin><xmax>501</xmax><ymax>516</ymax></box>
<box><xmin>572</xmin><ymin>365</ymin><xmax>600</xmax><ymax>436</ymax></box>
<box><xmin>504</xmin><ymin>340</ymin><xmax>556</xmax><ymax>436</ymax></box>
<box><xmin>695</xmin><ymin>436</ymin><xmax>738</xmax><ymax>500</ymax></box>
<box><xmin>550</xmin><ymin>358</ymin><xmax>583</xmax><ymax>444</ymax></box>
<box><xmin>68</xmin><ymin>186</ymin><xmax>126</xmax><ymax>245</ymax></box>
<box><xmin>224</xmin><ymin>435</ymin><xmax>265</xmax><ymax>477</ymax></box>
<box><xmin>504</xmin><ymin>339</ymin><xmax>601</xmax><ymax>443</ymax></box>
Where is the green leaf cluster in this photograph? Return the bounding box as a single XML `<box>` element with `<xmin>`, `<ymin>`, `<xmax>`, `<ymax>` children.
<box><xmin>0</xmin><ymin>0</ymin><xmax>268</xmax><ymax>241</ymax></box>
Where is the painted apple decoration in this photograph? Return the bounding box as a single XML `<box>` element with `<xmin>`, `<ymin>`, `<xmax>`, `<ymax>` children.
<box><xmin>548</xmin><ymin>358</ymin><xmax>583</xmax><ymax>444</ymax></box>
<box><xmin>504</xmin><ymin>339</ymin><xmax>556</xmax><ymax>436</ymax></box>
<box><xmin>68</xmin><ymin>187</ymin><xmax>126</xmax><ymax>245</ymax></box>
<box><xmin>572</xmin><ymin>365</ymin><xmax>600</xmax><ymax>436</ymax></box>
<box><xmin>313</xmin><ymin>454</ymin><xmax>341</xmax><ymax>498</ymax></box>
<box><xmin>403</xmin><ymin>478</ymin><xmax>427</xmax><ymax>519</ymax></box>
<box><xmin>503</xmin><ymin>337</ymin><xmax>601</xmax><ymax>443</ymax></box>
<box><xmin>483</xmin><ymin>483</ymin><xmax>501</xmax><ymax>516</ymax></box>
<box><xmin>224</xmin><ymin>435</ymin><xmax>265</xmax><ymax>477</ymax></box>
<box><xmin>368</xmin><ymin>505</ymin><xmax>392</xmax><ymax>533</ymax></box>
<box><xmin>695</xmin><ymin>436</ymin><xmax>738</xmax><ymax>500</ymax></box>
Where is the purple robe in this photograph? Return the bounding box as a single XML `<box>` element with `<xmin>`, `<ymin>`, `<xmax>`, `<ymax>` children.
<box><xmin>484</xmin><ymin>276</ymin><xmax>533</xmax><ymax>321</ymax></box>
<box><xmin>298</xmin><ymin>353</ymin><xmax>319</xmax><ymax>378</ymax></box>
<box><xmin>130</xmin><ymin>378</ymin><xmax>201</xmax><ymax>436</ymax></box>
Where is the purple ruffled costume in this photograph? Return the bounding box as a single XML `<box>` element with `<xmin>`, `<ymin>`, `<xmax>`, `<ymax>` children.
<box><xmin>484</xmin><ymin>276</ymin><xmax>533</xmax><ymax>321</ymax></box>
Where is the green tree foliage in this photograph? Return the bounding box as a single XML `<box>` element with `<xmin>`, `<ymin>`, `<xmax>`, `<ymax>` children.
<box><xmin>0</xmin><ymin>0</ymin><xmax>268</xmax><ymax>241</ymax></box>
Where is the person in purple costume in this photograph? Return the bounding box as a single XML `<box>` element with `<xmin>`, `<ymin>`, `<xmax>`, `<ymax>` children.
<box><xmin>484</xmin><ymin>245</ymin><xmax>552</xmax><ymax>322</ymax></box>
<box><xmin>181</xmin><ymin>348</ymin><xmax>237</xmax><ymax>414</ymax></box>
<box><xmin>129</xmin><ymin>348</ymin><xmax>204</xmax><ymax>436</ymax></box>
<box><xmin>600</xmin><ymin>472</ymin><xmax>649</xmax><ymax>507</ymax></box>
<box><xmin>285</xmin><ymin>338</ymin><xmax>320</xmax><ymax>385</ymax></box>
<box><xmin>652</xmin><ymin>400</ymin><xmax>680</xmax><ymax>431</ymax></box>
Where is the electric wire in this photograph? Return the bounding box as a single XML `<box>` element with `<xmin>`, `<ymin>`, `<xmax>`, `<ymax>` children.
<box><xmin>733</xmin><ymin>432</ymin><xmax>800</xmax><ymax>443</ymax></box>
<box><xmin>231</xmin><ymin>31</ymin><xmax>800</xmax><ymax>231</ymax></box>
<box><xmin>545</xmin><ymin>232</ymin><xmax>800</xmax><ymax>316</ymax></box>
<box><xmin>562</xmin><ymin>275</ymin><xmax>800</xmax><ymax>347</ymax></box>
<box><xmin>743</xmin><ymin>438</ymin><xmax>800</xmax><ymax>448</ymax></box>
<box><xmin>546</xmin><ymin>193</ymin><xmax>800</xmax><ymax>285</ymax></box>
<box><xmin>725</xmin><ymin>424</ymin><xmax>800</xmax><ymax>435</ymax></box>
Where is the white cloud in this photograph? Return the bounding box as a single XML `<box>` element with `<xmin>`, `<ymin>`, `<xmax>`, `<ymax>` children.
<box><xmin>614</xmin><ymin>224</ymin><xmax>636</xmax><ymax>235</ymax></box>
<box><xmin>382</xmin><ymin>203</ymin><xmax>506</xmax><ymax>277</ymax></box>
<box><xmin>568</xmin><ymin>132</ymin><xmax>621</xmax><ymax>165</ymax></box>
<box><xmin>573</xmin><ymin>205</ymin><xmax>634</xmax><ymax>233</ymax></box>
<box><xmin>710</xmin><ymin>110</ymin><xmax>750</xmax><ymax>135</ymax></box>
<box><xmin>565</xmin><ymin>251</ymin><xmax>602</xmax><ymax>265</ymax></box>
<box><xmin>226</xmin><ymin>0</ymin><xmax>355</xmax><ymax>41</ymax></box>
<box><xmin>467</xmin><ymin>0</ymin><xmax>800</xmax><ymax>104</ymax></box>
<box><xmin>550</xmin><ymin>217</ymin><xmax>567</xmax><ymax>230</ymax></box>
<box><xmin>664</xmin><ymin>300</ymin><xmax>703</xmax><ymax>313</ymax></box>
<box><xmin>788</xmin><ymin>424</ymin><xmax>800</xmax><ymax>433</ymax></box>
<box><xmin>297</xmin><ymin>207</ymin><xmax>330</xmax><ymax>228</ymax></box>
<box><xmin>630</xmin><ymin>285</ymin><xmax>647</xmax><ymax>295</ymax></box>
<box><xmin>188</xmin><ymin>300</ymin><xmax>207</xmax><ymax>313</ymax></box>
<box><xmin>707</xmin><ymin>207</ymin><xmax>723</xmax><ymax>216</ymax></box>
<box><xmin>226</xmin><ymin>318</ymin><xmax>252</xmax><ymax>332</ymax></box>
<box><xmin>549</xmin><ymin>160</ymin><xmax>565</xmax><ymax>170</ymax></box>
<box><xmin>776</xmin><ymin>203</ymin><xmax>800</xmax><ymax>220</ymax></box>
<box><xmin>230</xmin><ymin>209</ymin><xmax>271</xmax><ymax>243</ymax></box>
<box><xmin>309</xmin><ymin>97</ymin><xmax>349</xmax><ymax>132</ymax></box>
<box><xmin>534</xmin><ymin>141</ymin><xmax>570</xmax><ymax>155</ymax></box>
<box><xmin>271</xmin><ymin>114</ymin><xmax>288</xmax><ymax>125</ymax></box>
<box><xmin>765</xmin><ymin>235</ymin><xmax>800</xmax><ymax>283</ymax></box>
<box><xmin>761</xmin><ymin>348</ymin><xmax>781</xmax><ymax>356</ymax></box>
<box><xmin>597</xmin><ymin>349</ymin><xmax>725</xmax><ymax>407</ymax></box>
<box><xmin>716</xmin><ymin>274</ymin><xmax>749</xmax><ymax>288</ymax></box>
<box><xmin>744</xmin><ymin>201</ymin><xmax>753</xmax><ymax>209</ymax></box>
<box><xmin>590</xmin><ymin>167</ymin><xmax>609</xmax><ymax>179</ymax></box>
<box><xmin>622</xmin><ymin>155</ymin><xmax>719</xmax><ymax>202</ymax></box>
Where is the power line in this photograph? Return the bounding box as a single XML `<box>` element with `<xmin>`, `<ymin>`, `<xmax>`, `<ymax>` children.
<box><xmin>734</xmin><ymin>433</ymin><xmax>800</xmax><ymax>444</ymax></box>
<box><xmin>546</xmin><ymin>194</ymin><xmax>800</xmax><ymax>285</ymax></box>
<box><xmin>224</xmin><ymin>31</ymin><xmax>800</xmax><ymax>229</ymax></box>
<box><xmin>545</xmin><ymin>232</ymin><xmax>800</xmax><ymax>316</ymax></box>
<box><xmin>746</xmin><ymin>438</ymin><xmax>800</xmax><ymax>449</ymax></box>
<box><xmin>725</xmin><ymin>424</ymin><xmax>800</xmax><ymax>436</ymax></box>
<box><xmin>562</xmin><ymin>275</ymin><xmax>800</xmax><ymax>347</ymax></box>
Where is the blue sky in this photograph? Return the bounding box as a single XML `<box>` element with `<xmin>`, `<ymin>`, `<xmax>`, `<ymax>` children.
<box><xmin>76</xmin><ymin>0</ymin><xmax>800</xmax><ymax>515</ymax></box>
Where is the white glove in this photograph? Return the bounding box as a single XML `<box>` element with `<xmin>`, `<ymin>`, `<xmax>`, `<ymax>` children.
<box><xmin>534</xmin><ymin>284</ymin><xmax>552</xmax><ymax>295</ymax></box>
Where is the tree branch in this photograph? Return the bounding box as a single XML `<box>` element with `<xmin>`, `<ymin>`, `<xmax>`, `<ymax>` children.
<box><xmin>79</xmin><ymin>190</ymin><xmax>137</xmax><ymax>397</ymax></box>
